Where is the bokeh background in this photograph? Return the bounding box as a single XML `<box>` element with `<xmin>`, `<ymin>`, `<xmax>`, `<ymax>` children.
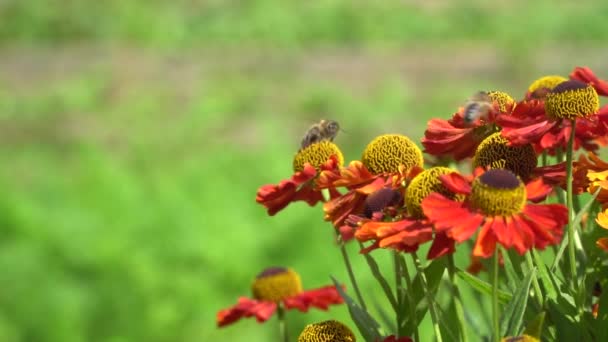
<box><xmin>1</xmin><ymin>0</ymin><xmax>607</xmax><ymax>341</ymax></box>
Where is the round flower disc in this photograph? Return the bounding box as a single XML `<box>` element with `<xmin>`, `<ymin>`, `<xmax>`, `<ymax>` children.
<box><xmin>473</xmin><ymin>132</ymin><xmax>537</xmax><ymax>179</ymax></box>
<box><xmin>298</xmin><ymin>320</ymin><xmax>356</xmax><ymax>342</ymax></box>
<box><xmin>488</xmin><ymin>91</ymin><xmax>516</xmax><ymax>112</ymax></box>
<box><xmin>293</xmin><ymin>141</ymin><xmax>344</xmax><ymax>172</ymax></box>
<box><xmin>361</xmin><ymin>134</ymin><xmax>423</xmax><ymax>175</ymax></box>
<box><xmin>406</xmin><ymin>167</ymin><xmax>457</xmax><ymax>218</ymax></box>
<box><xmin>251</xmin><ymin>267</ymin><xmax>302</xmax><ymax>302</ymax></box>
<box><xmin>545</xmin><ymin>80</ymin><xmax>599</xmax><ymax>119</ymax></box>
<box><xmin>470</xmin><ymin>169</ymin><xmax>526</xmax><ymax>217</ymax></box>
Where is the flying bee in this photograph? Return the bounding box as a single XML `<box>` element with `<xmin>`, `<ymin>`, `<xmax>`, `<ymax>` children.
<box><xmin>463</xmin><ymin>91</ymin><xmax>492</xmax><ymax>125</ymax></box>
<box><xmin>300</xmin><ymin>119</ymin><xmax>340</xmax><ymax>150</ymax></box>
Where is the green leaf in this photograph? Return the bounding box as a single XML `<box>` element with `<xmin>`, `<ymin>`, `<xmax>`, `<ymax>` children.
<box><xmin>523</xmin><ymin>311</ymin><xmax>545</xmax><ymax>339</ymax></box>
<box><xmin>500</xmin><ymin>267</ymin><xmax>536</xmax><ymax>337</ymax></box>
<box><xmin>361</xmin><ymin>251</ymin><xmax>398</xmax><ymax>312</ymax></box>
<box><xmin>331</xmin><ymin>276</ymin><xmax>382</xmax><ymax>341</ymax></box>
<box><xmin>500</xmin><ymin>247</ymin><xmax>521</xmax><ymax>293</ymax></box>
<box><xmin>531</xmin><ymin>250</ymin><xmax>557</xmax><ymax>300</ymax></box>
<box><xmin>456</xmin><ymin>268</ymin><xmax>512</xmax><ymax>304</ymax></box>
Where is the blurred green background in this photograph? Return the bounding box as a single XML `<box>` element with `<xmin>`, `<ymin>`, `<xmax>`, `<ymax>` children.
<box><xmin>1</xmin><ymin>0</ymin><xmax>607</xmax><ymax>341</ymax></box>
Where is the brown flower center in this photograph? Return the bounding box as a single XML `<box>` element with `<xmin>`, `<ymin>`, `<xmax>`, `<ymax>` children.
<box><xmin>470</xmin><ymin>169</ymin><xmax>526</xmax><ymax>217</ymax></box>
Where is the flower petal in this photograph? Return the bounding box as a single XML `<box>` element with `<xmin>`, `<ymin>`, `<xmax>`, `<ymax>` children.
<box><xmin>427</xmin><ymin>231</ymin><xmax>456</xmax><ymax>259</ymax></box>
<box><xmin>570</xmin><ymin>66</ymin><xmax>608</xmax><ymax>97</ymax></box>
<box><xmin>217</xmin><ymin>297</ymin><xmax>277</xmax><ymax>327</ymax></box>
<box><xmin>596</xmin><ymin>209</ymin><xmax>608</xmax><ymax>229</ymax></box>
<box><xmin>473</xmin><ymin>220</ymin><xmax>497</xmax><ymax>258</ymax></box>
<box><xmin>525</xmin><ymin>178</ymin><xmax>553</xmax><ymax>202</ymax></box>
<box><xmin>439</xmin><ymin>172</ymin><xmax>472</xmax><ymax>194</ymax></box>
<box><xmin>597</xmin><ymin>237</ymin><xmax>608</xmax><ymax>251</ymax></box>
<box><xmin>283</xmin><ymin>285</ymin><xmax>344</xmax><ymax>312</ymax></box>
<box><xmin>256</xmin><ymin>164</ymin><xmax>320</xmax><ymax>215</ymax></box>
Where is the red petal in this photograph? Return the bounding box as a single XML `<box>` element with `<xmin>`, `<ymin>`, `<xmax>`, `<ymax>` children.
<box><xmin>525</xmin><ymin>178</ymin><xmax>553</xmax><ymax>202</ymax></box>
<box><xmin>422</xmin><ymin>193</ymin><xmax>483</xmax><ymax>239</ymax></box>
<box><xmin>284</xmin><ymin>285</ymin><xmax>344</xmax><ymax>312</ymax></box>
<box><xmin>570</xmin><ymin>66</ymin><xmax>608</xmax><ymax>96</ymax></box>
<box><xmin>217</xmin><ymin>297</ymin><xmax>277</xmax><ymax>327</ymax></box>
<box><xmin>597</xmin><ymin>237</ymin><xmax>608</xmax><ymax>251</ymax></box>
<box><xmin>473</xmin><ymin>220</ymin><xmax>497</xmax><ymax>258</ymax></box>
<box><xmin>439</xmin><ymin>172</ymin><xmax>472</xmax><ymax>194</ymax></box>
<box><xmin>490</xmin><ymin>216</ymin><xmax>513</xmax><ymax>249</ymax></box>
<box><xmin>501</xmin><ymin>119</ymin><xmax>555</xmax><ymax>146</ymax></box>
<box><xmin>378</xmin><ymin>222</ymin><xmax>434</xmax><ymax>248</ymax></box>
<box><xmin>422</xmin><ymin>117</ymin><xmax>480</xmax><ymax>160</ymax></box>
<box><xmin>427</xmin><ymin>231</ymin><xmax>456</xmax><ymax>259</ymax></box>
<box><xmin>256</xmin><ymin>164</ymin><xmax>319</xmax><ymax>215</ymax></box>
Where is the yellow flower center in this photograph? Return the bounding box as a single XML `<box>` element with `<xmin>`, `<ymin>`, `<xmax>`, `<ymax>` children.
<box><xmin>488</xmin><ymin>90</ymin><xmax>516</xmax><ymax>112</ymax></box>
<box><xmin>545</xmin><ymin>80</ymin><xmax>599</xmax><ymax>119</ymax></box>
<box><xmin>473</xmin><ymin>132</ymin><xmax>537</xmax><ymax>179</ymax></box>
<box><xmin>406</xmin><ymin>167</ymin><xmax>458</xmax><ymax>218</ymax></box>
<box><xmin>298</xmin><ymin>320</ymin><xmax>356</xmax><ymax>342</ymax></box>
<box><xmin>501</xmin><ymin>334</ymin><xmax>540</xmax><ymax>342</ymax></box>
<box><xmin>293</xmin><ymin>141</ymin><xmax>344</xmax><ymax>172</ymax></box>
<box><xmin>470</xmin><ymin>169</ymin><xmax>526</xmax><ymax>217</ymax></box>
<box><xmin>361</xmin><ymin>134</ymin><xmax>423</xmax><ymax>175</ymax></box>
<box><xmin>251</xmin><ymin>267</ymin><xmax>302</xmax><ymax>302</ymax></box>
<box><xmin>527</xmin><ymin>75</ymin><xmax>567</xmax><ymax>99</ymax></box>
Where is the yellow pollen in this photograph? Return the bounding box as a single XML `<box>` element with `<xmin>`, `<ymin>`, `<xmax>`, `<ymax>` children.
<box><xmin>470</xmin><ymin>170</ymin><xmax>527</xmax><ymax>217</ymax></box>
<box><xmin>361</xmin><ymin>134</ymin><xmax>423</xmax><ymax>175</ymax></box>
<box><xmin>406</xmin><ymin>167</ymin><xmax>458</xmax><ymax>218</ymax></box>
<box><xmin>545</xmin><ymin>81</ymin><xmax>599</xmax><ymax>119</ymax></box>
<box><xmin>473</xmin><ymin>132</ymin><xmax>537</xmax><ymax>179</ymax></box>
<box><xmin>487</xmin><ymin>91</ymin><xmax>516</xmax><ymax>112</ymax></box>
<box><xmin>293</xmin><ymin>141</ymin><xmax>344</xmax><ymax>172</ymax></box>
<box><xmin>251</xmin><ymin>268</ymin><xmax>302</xmax><ymax>302</ymax></box>
<box><xmin>298</xmin><ymin>320</ymin><xmax>356</xmax><ymax>342</ymax></box>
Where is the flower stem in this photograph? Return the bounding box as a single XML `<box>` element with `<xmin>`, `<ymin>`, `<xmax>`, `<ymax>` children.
<box><xmin>394</xmin><ymin>252</ymin><xmax>404</xmax><ymax>336</ymax></box>
<box><xmin>566</xmin><ymin>119</ymin><xmax>578</xmax><ymax>293</ymax></box>
<box><xmin>398</xmin><ymin>255</ymin><xmax>420</xmax><ymax>342</ymax></box>
<box><xmin>492</xmin><ymin>250</ymin><xmax>500</xmax><ymax>342</ymax></box>
<box><xmin>277</xmin><ymin>304</ymin><xmax>288</xmax><ymax>342</ymax></box>
<box><xmin>339</xmin><ymin>242</ymin><xmax>367</xmax><ymax>311</ymax></box>
<box><xmin>525</xmin><ymin>252</ymin><xmax>544</xmax><ymax>308</ymax></box>
<box><xmin>447</xmin><ymin>254</ymin><xmax>469</xmax><ymax>342</ymax></box>
<box><xmin>412</xmin><ymin>252</ymin><xmax>443</xmax><ymax>342</ymax></box>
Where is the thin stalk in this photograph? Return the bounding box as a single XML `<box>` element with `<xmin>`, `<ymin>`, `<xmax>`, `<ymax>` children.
<box><xmin>277</xmin><ymin>304</ymin><xmax>288</xmax><ymax>342</ymax></box>
<box><xmin>447</xmin><ymin>254</ymin><xmax>469</xmax><ymax>342</ymax></box>
<box><xmin>492</xmin><ymin>250</ymin><xmax>500</xmax><ymax>342</ymax></box>
<box><xmin>525</xmin><ymin>252</ymin><xmax>544</xmax><ymax>308</ymax></box>
<box><xmin>565</xmin><ymin>119</ymin><xmax>578</xmax><ymax>293</ymax></box>
<box><xmin>412</xmin><ymin>252</ymin><xmax>443</xmax><ymax>342</ymax></box>
<box><xmin>339</xmin><ymin>242</ymin><xmax>368</xmax><ymax>311</ymax></box>
<box><xmin>394</xmin><ymin>252</ymin><xmax>404</xmax><ymax>337</ymax></box>
<box><xmin>399</xmin><ymin>255</ymin><xmax>420</xmax><ymax>342</ymax></box>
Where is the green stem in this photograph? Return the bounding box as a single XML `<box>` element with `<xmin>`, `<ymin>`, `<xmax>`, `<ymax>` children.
<box><xmin>277</xmin><ymin>304</ymin><xmax>288</xmax><ymax>342</ymax></box>
<box><xmin>399</xmin><ymin>255</ymin><xmax>419</xmax><ymax>342</ymax></box>
<box><xmin>565</xmin><ymin>119</ymin><xmax>578</xmax><ymax>293</ymax></box>
<box><xmin>339</xmin><ymin>242</ymin><xmax>367</xmax><ymax>311</ymax></box>
<box><xmin>394</xmin><ymin>252</ymin><xmax>404</xmax><ymax>336</ymax></box>
<box><xmin>525</xmin><ymin>252</ymin><xmax>544</xmax><ymax>308</ymax></box>
<box><xmin>447</xmin><ymin>254</ymin><xmax>469</xmax><ymax>342</ymax></box>
<box><xmin>492</xmin><ymin>250</ymin><xmax>500</xmax><ymax>342</ymax></box>
<box><xmin>412</xmin><ymin>252</ymin><xmax>443</xmax><ymax>342</ymax></box>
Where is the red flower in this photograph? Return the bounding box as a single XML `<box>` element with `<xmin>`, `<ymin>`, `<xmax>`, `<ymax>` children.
<box><xmin>217</xmin><ymin>267</ymin><xmax>343</xmax><ymax>327</ymax></box>
<box><xmin>256</xmin><ymin>156</ymin><xmax>341</xmax><ymax>216</ymax></box>
<box><xmin>570</xmin><ymin>66</ymin><xmax>608</xmax><ymax>96</ymax></box>
<box><xmin>422</xmin><ymin>169</ymin><xmax>568</xmax><ymax>257</ymax></box>
<box><xmin>422</xmin><ymin>92</ymin><xmax>515</xmax><ymax>160</ymax></box>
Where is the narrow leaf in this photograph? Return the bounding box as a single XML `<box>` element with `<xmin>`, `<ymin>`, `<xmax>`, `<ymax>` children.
<box><xmin>531</xmin><ymin>250</ymin><xmax>557</xmax><ymax>300</ymax></box>
<box><xmin>331</xmin><ymin>276</ymin><xmax>382</xmax><ymax>341</ymax></box>
<box><xmin>362</xmin><ymin>251</ymin><xmax>398</xmax><ymax>312</ymax></box>
<box><xmin>457</xmin><ymin>269</ymin><xmax>512</xmax><ymax>304</ymax></box>
<box><xmin>500</xmin><ymin>268</ymin><xmax>536</xmax><ymax>337</ymax></box>
<box><xmin>501</xmin><ymin>248</ymin><xmax>521</xmax><ymax>293</ymax></box>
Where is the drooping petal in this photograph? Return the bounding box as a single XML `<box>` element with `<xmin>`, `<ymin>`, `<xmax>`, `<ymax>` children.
<box><xmin>324</xmin><ymin>191</ymin><xmax>366</xmax><ymax>228</ymax></box>
<box><xmin>427</xmin><ymin>231</ymin><xmax>456</xmax><ymax>259</ymax></box>
<box><xmin>439</xmin><ymin>172</ymin><xmax>472</xmax><ymax>194</ymax></box>
<box><xmin>422</xmin><ymin>117</ymin><xmax>480</xmax><ymax>160</ymax></box>
<box><xmin>490</xmin><ymin>216</ymin><xmax>513</xmax><ymax>249</ymax></box>
<box><xmin>422</xmin><ymin>193</ymin><xmax>484</xmax><ymax>240</ymax></box>
<box><xmin>377</xmin><ymin>221</ymin><xmax>434</xmax><ymax>249</ymax></box>
<box><xmin>283</xmin><ymin>285</ymin><xmax>344</xmax><ymax>312</ymax></box>
<box><xmin>570</xmin><ymin>66</ymin><xmax>608</xmax><ymax>96</ymax></box>
<box><xmin>256</xmin><ymin>164</ymin><xmax>320</xmax><ymax>215</ymax></box>
<box><xmin>508</xmin><ymin>216</ymin><xmax>535</xmax><ymax>255</ymax></box>
<box><xmin>217</xmin><ymin>297</ymin><xmax>277</xmax><ymax>327</ymax></box>
<box><xmin>473</xmin><ymin>220</ymin><xmax>498</xmax><ymax>258</ymax></box>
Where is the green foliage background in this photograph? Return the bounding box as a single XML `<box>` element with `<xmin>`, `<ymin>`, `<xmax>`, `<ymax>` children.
<box><xmin>0</xmin><ymin>0</ymin><xmax>607</xmax><ymax>341</ymax></box>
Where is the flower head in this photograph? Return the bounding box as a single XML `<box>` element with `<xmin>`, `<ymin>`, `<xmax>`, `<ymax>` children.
<box><xmin>422</xmin><ymin>169</ymin><xmax>568</xmax><ymax>257</ymax></box>
<box><xmin>217</xmin><ymin>267</ymin><xmax>343</xmax><ymax>327</ymax></box>
<box><xmin>545</xmin><ymin>80</ymin><xmax>599</xmax><ymax>120</ymax></box>
<box><xmin>473</xmin><ymin>132</ymin><xmax>537</xmax><ymax>180</ymax></box>
<box><xmin>422</xmin><ymin>91</ymin><xmax>515</xmax><ymax>160</ymax></box>
<box><xmin>294</xmin><ymin>141</ymin><xmax>344</xmax><ymax>172</ymax></box>
<box><xmin>362</xmin><ymin>134</ymin><xmax>423</xmax><ymax>174</ymax></box>
<box><xmin>297</xmin><ymin>320</ymin><xmax>356</xmax><ymax>342</ymax></box>
<box><xmin>526</xmin><ymin>75</ymin><xmax>568</xmax><ymax>100</ymax></box>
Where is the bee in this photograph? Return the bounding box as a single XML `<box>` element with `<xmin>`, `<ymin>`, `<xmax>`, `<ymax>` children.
<box><xmin>300</xmin><ymin>119</ymin><xmax>340</xmax><ymax>149</ymax></box>
<box><xmin>463</xmin><ymin>91</ymin><xmax>492</xmax><ymax>125</ymax></box>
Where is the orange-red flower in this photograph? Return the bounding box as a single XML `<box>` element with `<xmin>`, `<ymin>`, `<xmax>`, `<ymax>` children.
<box><xmin>256</xmin><ymin>155</ymin><xmax>342</xmax><ymax>216</ymax></box>
<box><xmin>216</xmin><ymin>267</ymin><xmax>343</xmax><ymax>327</ymax></box>
<box><xmin>422</xmin><ymin>91</ymin><xmax>515</xmax><ymax>160</ymax></box>
<box><xmin>570</xmin><ymin>66</ymin><xmax>608</xmax><ymax>96</ymax></box>
<box><xmin>421</xmin><ymin>169</ymin><xmax>568</xmax><ymax>257</ymax></box>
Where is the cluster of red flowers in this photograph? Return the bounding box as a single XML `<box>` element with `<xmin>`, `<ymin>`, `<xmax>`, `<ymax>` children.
<box><xmin>219</xmin><ymin>66</ymin><xmax>608</xmax><ymax>340</ymax></box>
